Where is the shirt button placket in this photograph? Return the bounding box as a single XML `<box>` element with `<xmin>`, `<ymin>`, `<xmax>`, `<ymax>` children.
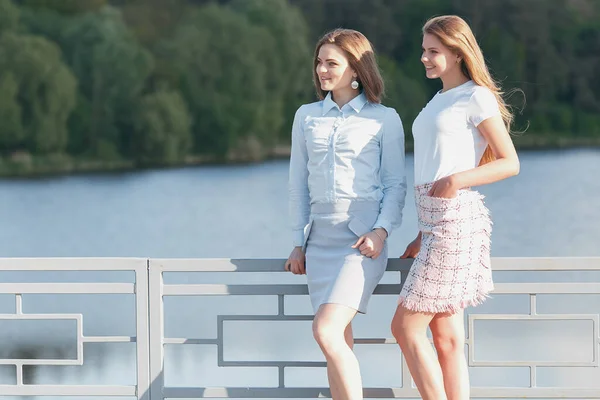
<box><xmin>330</xmin><ymin>115</ymin><xmax>342</xmax><ymax>202</ymax></box>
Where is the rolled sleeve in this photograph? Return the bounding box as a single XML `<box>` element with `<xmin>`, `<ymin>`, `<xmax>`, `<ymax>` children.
<box><xmin>288</xmin><ymin>106</ymin><xmax>311</xmax><ymax>247</ymax></box>
<box><xmin>373</xmin><ymin>108</ymin><xmax>407</xmax><ymax>236</ymax></box>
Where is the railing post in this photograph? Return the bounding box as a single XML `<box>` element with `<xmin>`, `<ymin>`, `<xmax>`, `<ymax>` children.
<box><xmin>148</xmin><ymin>260</ymin><xmax>165</xmax><ymax>400</ymax></box>
<box><xmin>136</xmin><ymin>260</ymin><xmax>151</xmax><ymax>400</ymax></box>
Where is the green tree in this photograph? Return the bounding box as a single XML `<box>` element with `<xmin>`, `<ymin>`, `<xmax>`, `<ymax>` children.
<box><xmin>20</xmin><ymin>5</ymin><xmax>154</xmax><ymax>158</ymax></box>
<box><xmin>289</xmin><ymin>0</ymin><xmax>406</xmax><ymax>54</ymax></box>
<box><xmin>119</xmin><ymin>0</ymin><xmax>190</xmax><ymax>46</ymax></box>
<box><xmin>161</xmin><ymin>4</ymin><xmax>276</xmax><ymax>158</ymax></box>
<box><xmin>133</xmin><ymin>90</ymin><xmax>192</xmax><ymax>165</ymax></box>
<box><xmin>0</xmin><ymin>73</ymin><xmax>24</xmax><ymax>152</ymax></box>
<box><xmin>57</xmin><ymin>7</ymin><xmax>153</xmax><ymax>159</ymax></box>
<box><xmin>18</xmin><ymin>0</ymin><xmax>107</xmax><ymax>14</ymax></box>
<box><xmin>0</xmin><ymin>33</ymin><xmax>77</xmax><ymax>154</ymax></box>
<box><xmin>230</xmin><ymin>0</ymin><xmax>313</xmax><ymax>141</ymax></box>
<box><xmin>571</xmin><ymin>20</ymin><xmax>600</xmax><ymax>116</ymax></box>
<box><xmin>378</xmin><ymin>55</ymin><xmax>428</xmax><ymax>142</ymax></box>
<box><xmin>0</xmin><ymin>0</ymin><xmax>19</xmax><ymax>34</ymax></box>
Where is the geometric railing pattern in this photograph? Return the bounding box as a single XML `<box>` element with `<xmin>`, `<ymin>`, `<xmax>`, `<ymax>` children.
<box><xmin>149</xmin><ymin>257</ymin><xmax>600</xmax><ymax>399</ymax></box>
<box><xmin>1</xmin><ymin>257</ymin><xmax>599</xmax><ymax>398</ymax></box>
<box><xmin>0</xmin><ymin>258</ymin><xmax>150</xmax><ymax>398</ymax></box>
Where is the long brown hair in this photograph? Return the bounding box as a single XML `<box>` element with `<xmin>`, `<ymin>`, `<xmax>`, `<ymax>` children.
<box><xmin>423</xmin><ymin>15</ymin><xmax>517</xmax><ymax>165</ymax></box>
<box><xmin>313</xmin><ymin>29</ymin><xmax>384</xmax><ymax>103</ymax></box>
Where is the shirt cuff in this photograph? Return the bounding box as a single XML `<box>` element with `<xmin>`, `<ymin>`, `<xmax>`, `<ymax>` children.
<box><xmin>292</xmin><ymin>229</ymin><xmax>305</xmax><ymax>247</ymax></box>
<box><xmin>373</xmin><ymin>217</ymin><xmax>392</xmax><ymax>237</ymax></box>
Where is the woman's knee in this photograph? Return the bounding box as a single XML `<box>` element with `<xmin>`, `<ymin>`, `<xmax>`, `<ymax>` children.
<box><xmin>390</xmin><ymin>313</ymin><xmax>404</xmax><ymax>341</ymax></box>
<box><xmin>432</xmin><ymin>331</ymin><xmax>464</xmax><ymax>356</ymax></box>
<box><xmin>391</xmin><ymin>308</ymin><xmax>429</xmax><ymax>347</ymax></box>
<box><xmin>312</xmin><ymin>318</ymin><xmax>345</xmax><ymax>353</ymax></box>
<box><xmin>391</xmin><ymin>312</ymin><xmax>415</xmax><ymax>346</ymax></box>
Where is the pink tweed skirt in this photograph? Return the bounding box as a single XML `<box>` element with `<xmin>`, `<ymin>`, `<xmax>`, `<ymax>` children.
<box><xmin>398</xmin><ymin>182</ymin><xmax>494</xmax><ymax>313</ymax></box>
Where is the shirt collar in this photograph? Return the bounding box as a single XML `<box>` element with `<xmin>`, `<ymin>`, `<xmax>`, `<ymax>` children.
<box><xmin>321</xmin><ymin>92</ymin><xmax>337</xmax><ymax>116</ymax></box>
<box><xmin>321</xmin><ymin>92</ymin><xmax>369</xmax><ymax>116</ymax></box>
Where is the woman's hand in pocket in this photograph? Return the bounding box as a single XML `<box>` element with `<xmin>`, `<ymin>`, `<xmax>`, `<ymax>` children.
<box><xmin>285</xmin><ymin>247</ymin><xmax>306</xmax><ymax>275</ymax></box>
<box><xmin>428</xmin><ymin>175</ymin><xmax>460</xmax><ymax>198</ymax></box>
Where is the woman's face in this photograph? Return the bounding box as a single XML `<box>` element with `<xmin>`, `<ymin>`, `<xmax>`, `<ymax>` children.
<box><xmin>316</xmin><ymin>44</ymin><xmax>356</xmax><ymax>92</ymax></box>
<box><xmin>421</xmin><ymin>33</ymin><xmax>461</xmax><ymax>79</ymax></box>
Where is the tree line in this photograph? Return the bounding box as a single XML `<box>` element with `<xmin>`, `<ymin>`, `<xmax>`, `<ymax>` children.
<box><xmin>0</xmin><ymin>0</ymin><xmax>598</xmax><ymax>175</ymax></box>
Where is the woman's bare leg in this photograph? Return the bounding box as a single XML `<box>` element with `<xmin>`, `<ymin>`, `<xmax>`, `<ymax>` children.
<box><xmin>313</xmin><ymin>304</ymin><xmax>361</xmax><ymax>400</ymax></box>
<box><xmin>391</xmin><ymin>305</ymin><xmax>447</xmax><ymax>400</ymax></box>
<box><xmin>430</xmin><ymin>310</ymin><xmax>469</xmax><ymax>400</ymax></box>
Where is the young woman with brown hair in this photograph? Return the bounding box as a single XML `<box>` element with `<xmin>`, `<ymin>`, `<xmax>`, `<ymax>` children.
<box><xmin>285</xmin><ymin>29</ymin><xmax>407</xmax><ymax>399</ymax></box>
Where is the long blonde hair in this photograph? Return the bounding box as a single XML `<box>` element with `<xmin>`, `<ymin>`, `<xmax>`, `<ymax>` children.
<box><xmin>423</xmin><ymin>15</ymin><xmax>515</xmax><ymax>165</ymax></box>
<box><xmin>313</xmin><ymin>29</ymin><xmax>384</xmax><ymax>103</ymax></box>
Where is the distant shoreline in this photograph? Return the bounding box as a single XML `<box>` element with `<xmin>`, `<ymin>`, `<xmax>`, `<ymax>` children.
<box><xmin>1</xmin><ymin>136</ymin><xmax>599</xmax><ymax>179</ymax></box>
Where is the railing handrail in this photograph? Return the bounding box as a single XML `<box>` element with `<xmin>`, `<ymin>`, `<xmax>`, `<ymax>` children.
<box><xmin>0</xmin><ymin>257</ymin><xmax>598</xmax><ymax>399</ymax></box>
<box><xmin>2</xmin><ymin>256</ymin><xmax>598</xmax><ymax>271</ymax></box>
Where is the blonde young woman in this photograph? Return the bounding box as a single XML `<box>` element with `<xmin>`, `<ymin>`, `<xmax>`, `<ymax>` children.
<box><xmin>285</xmin><ymin>29</ymin><xmax>406</xmax><ymax>399</ymax></box>
<box><xmin>391</xmin><ymin>16</ymin><xmax>520</xmax><ymax>400</ymax></box>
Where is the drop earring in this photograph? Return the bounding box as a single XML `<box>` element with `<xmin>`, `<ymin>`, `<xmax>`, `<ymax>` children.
<box><xmin>351</xmin><ymin>79</ymin><xmax>359</xmax><ymax>90</ymax></box>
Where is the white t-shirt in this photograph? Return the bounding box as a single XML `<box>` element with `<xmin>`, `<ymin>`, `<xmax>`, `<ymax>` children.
<box><xmin>412</xmin><ymin>80</ymin><xmax>501</xmax><ymax>185</ymax></box>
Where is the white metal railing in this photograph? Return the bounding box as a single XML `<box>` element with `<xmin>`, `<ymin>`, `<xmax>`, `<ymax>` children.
<box><xmin>0</xmin><ymin>258</ymin><xmax>150</xmax><ymax>398</ymax></box>
<box><xmin>0</xmin><ymin>257</ymin><xmax>599</xmax><ymax>398</ymax></box>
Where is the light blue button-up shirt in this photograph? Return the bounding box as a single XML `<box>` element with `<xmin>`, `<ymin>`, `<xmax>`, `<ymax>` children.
<box><xmin>289</xmin><ymin>92</ymin><xmax>407</xmax><ymax>247</ymax></box>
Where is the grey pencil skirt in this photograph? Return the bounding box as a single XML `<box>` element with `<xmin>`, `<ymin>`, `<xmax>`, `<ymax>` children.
<box><xmin>303</xmin><ymin>200</ymin><xmax>388</xmax><ymax>314</ymax></box>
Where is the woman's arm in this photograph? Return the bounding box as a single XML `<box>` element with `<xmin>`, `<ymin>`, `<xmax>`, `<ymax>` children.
<box><xmin>286</xmin><ymin>106</ymin><xmax>311</xmax><ymax>275</ymax></box>
<box><xmin>288</xmin><ymin>106</ymin><xmax>311</xmax><ymax>248</ymax></box>
<box><xmin>353</xmin><ymin>109</ymin><xmax>407</xmax><ymax>259</ymax></box>
<box><xmin>453</xmin><ymin>115</ymin><xmax>520</xmax><ymax>188</ymax></box>
<box><xmin>373</xmin><ymin>109</ymin><xmax>408</xmax><ymax>237</ymax></box>
<box><xmin>429</xmin><ymin>87</ymin><xmax>520</xmax><ymax>198</ymax></box>
<box><xmin>430</xmin><ymin>115</ymin><xmax>519</xmax><ymax>198</ymax></box>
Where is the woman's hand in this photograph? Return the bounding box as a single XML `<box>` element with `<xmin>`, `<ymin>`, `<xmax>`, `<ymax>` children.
<box><xmin>427</xmin><ymin>175</ymin><xmax>460</xmax><ymax>198</ymax></box>
<box><xmin>352</xmin><ymin>228</ymin><xmax>387</xmax><ymax>259</ymax></box>
<box><xmin>284</xmin><ymin>247</ymin><xmax>306</xmax><ymax>275</ymax></box>
<box><xmin>400</xmin><ymin>232</ymin><xmax>422</xmax><ymax>259</ymax></box>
